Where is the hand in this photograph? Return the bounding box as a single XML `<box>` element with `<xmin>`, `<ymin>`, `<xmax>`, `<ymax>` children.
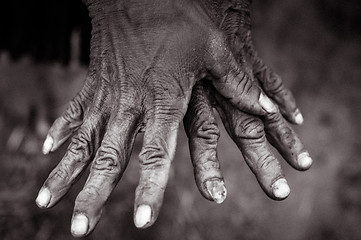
<box><xmin>203</xmin><ymin>0</ymin><xmax>303</xmax><ymax>124</ymax></box>
<box><xmin>35</xmin><ymin>0</ymin><xmax>279</xmax><ymax>237</ymax></box>
<box><xmin>184</xmin><ymin>0</ymin><xmax>312</xmax><ymax>203</ymax></box>
<box><xmin>184</xmin><ymin>80</ymin><xmax>312</xmax><ymax>203</ymax></box>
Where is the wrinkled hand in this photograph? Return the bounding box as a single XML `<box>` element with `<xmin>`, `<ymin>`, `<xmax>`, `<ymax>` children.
<box><xmin>184</xmin><ymin>0</ymin><xmax>312</xmax><ymax>203</ymax></box>
<box><xmin>184</xmin><ymin>80</ymin><xmax>312</xmax><ymax>203</ymax></box>
<box><xmin>35</xmin><ymin>0</ymin><xmax>312</xmax><ymax>238</ymax></box>
<box><xmin>36</xmin><ymin>0</ymin><xmax>279</xmax><ymax>237</ymax></box>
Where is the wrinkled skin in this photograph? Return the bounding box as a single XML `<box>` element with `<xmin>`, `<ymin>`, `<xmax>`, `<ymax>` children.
<box><xmin>184</xmin><ymin>0</ymin><xmax>311</xmax><ymax>203</ymax></box>
<box><xmin>35</xmin><ymin>0</ymin><xmax>312</xmax><ymax>237</ymax></box>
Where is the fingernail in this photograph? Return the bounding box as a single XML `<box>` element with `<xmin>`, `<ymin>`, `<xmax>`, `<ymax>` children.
<box><xmin>42</xmin><ymin>135</ymin><xmax>54</xmax><ymax>155</ymax></box>
<box><xmin>259</xmin><ymin>93</ymin><xmax>277</xmax><ymax>113</ymax></box>
<box><xmin>205</xmin><ymin>179</ymin><xmax>227</xmax><ymax>204</ymax></box>
<box><xmin>272</xmin><ymin>178</ymin><xmax>290</xmax><ymax>199</ymax></box>
<box><xmin>294</xmin><ymin>109</ymin><xmax>304</xmax><ymax>125</ymax></box>
<box><xmin>71</xmin><ymin>214</ymin><xmax>89</xmax><ymax>237</ymax></box>
<box><xmin>135</xmin><ymin>205</ymin><xmax>152</xmax><ymax>228</ymax></box>
<box><xmin>36</xmin><ymin>188</ymin><xmax>51</xmax><ymax>208</ymax></box>
<box><xmin>298</xmin><ymin>152</ymin><xmax>312</xmax><ymax>169</ymax></box>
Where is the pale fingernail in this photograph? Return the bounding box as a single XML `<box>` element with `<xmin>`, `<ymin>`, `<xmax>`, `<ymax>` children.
<box><xmin>205</xmin><ymin>179</ymin><xmax>227</xmax><ymax>204</ymax></box>
<box><xmin>42</xmin><ymin>135</ymin><xmax>54</xmax><ymax>155</ymax></box>
<box><xmin>135</xmin><ymin>205</ymin><xmax>152</xmax><ymax>228</ymax></box>
<box><xmin>259</xmin><ymin>93</ymin><xmax>277</xmax><ymax>113</ymax></box>
<box><xmin>294</xmin><ymin>109</ymin><xmax>304</xmax><ymax>125</ymax></box>
<box><xmin>36</xmin><ymin>188</ymin><xmax>51</xmax><ymax>208</ymax></box>
<box><xmin>272</xmin><ymin>178</ymin><xmax>290</xmax><ymax>199</ymax></box>
<box><xmin>298</xmin><ymin>152</ymin><xmax>312</xmax><ymax>169</ymax></box>
<box><xmin>71</xmin><ymin>214</ymin><xmax>89</xmax><ymax>237</ymax></box>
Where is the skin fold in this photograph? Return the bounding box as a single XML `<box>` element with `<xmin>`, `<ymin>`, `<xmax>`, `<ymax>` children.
<box><xmin>184</xmin><ymin>0</ymin><xmax>311</xmax><ymax>203</ymax></box>
<box><xmin>36</xmin><ymin>0</ymin><xmax>312</xmax><ymax>237</ymax></box>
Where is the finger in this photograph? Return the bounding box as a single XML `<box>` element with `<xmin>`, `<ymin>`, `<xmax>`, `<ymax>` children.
<box><xmin>42</xmin><ymin>75</ymin><xmax>95</xmax><ymax>154</ymax></box>
<box><xmin>36</xmin><ymin>111</ymin><xmax>105</xmax><ymax>209</ymax></box>
<box><xmin>252</xmin><ymin>54</ymin><xmax>303</xmax><ymax>125</ymax></box>
<box><xmin>207</xmin><ymin>32</ymin><xmax>277</xmax><ymax>116</ymax></box>
<box><xmin>183</xmin><ymin>81</ymin><xmax>226</xmax><ymax>204</ymax></box>
<box><xmin>134</xmin><ymin>99</ymin><xmax>187</xmax><ymax>229</ymax></box>
<box><xmin>213</xmin><ymin>89</ymin><xmax>290</xmax><ymax>200</ymax></box>
<box><xmin>222</xmin><ymin>10</ymin><xmax>303</xmax><ymax>125</ymax></box>
<box><xmin>239</xmin><ymin>135</ymin><xmax>289</xmax><ymax>200</ymax></box>
<box><xmin>71</xmin><ymin>112</ymin><xmax>141</xmax><ymax>237</ymax></box>
<box><xmin>263</xmin><ymin>112</ymin><xmax>312</xmax><ymax>170</ymax></box>
<box><xmin>36</xmin><ymin>86</ymin><xmax>107</xmax><ymax>208</ymax></box>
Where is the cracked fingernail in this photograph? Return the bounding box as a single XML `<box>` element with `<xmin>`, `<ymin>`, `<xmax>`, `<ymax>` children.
<box><xmin>298</xmin><ymin>152</ymin><xmax>312</xmax><ymax>169</ymax></box>
<box><xmin>71</xmin><ymin>214</ymin><xmax>89</xmax><ymax>237</ymax></box>
<box><xmin>135</xmin><ymin>205</ymin><xmax>151</xmax><ymax>228</ymax></box>
<box><xmin>272</xmin><ymin>178</ymin><xmax>290</xmax><ymax>199</ymax></box>
<box><xmin>42</xmin><ymin>135</ymin><xmax>54</xmax><ymax>155</ymax></box>
<box><xmin>36</xmin><ymin>188</ymin><xmax>51</xmax><ymax>208</ymax></box>
<box><xmin>294</xmin><ymin>109</ymin><xmax>304</xmax><ymax>125</ymax></box>
<box><xmin>205</xmin><ymin>179</ymin><xmax>227</xmax><ymax>204</ymax></box>
<box><xmin>259</xmin><ymin>93</ymin><xmax>277</xmax><ymax>113</ymax></box>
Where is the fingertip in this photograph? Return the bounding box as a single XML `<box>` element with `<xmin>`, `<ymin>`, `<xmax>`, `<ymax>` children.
<box><xmin>259</xmin><ymin>93</ymin><xmax>277</xmax><ymax>114</ymax></box>
<box><xmin>297</xmin><ymin>152</ymin><xmax>313</xmax><ymax>170</ymax></box>
<box><xmin>271</xmin><ymin>178</ymin><xmax>290</xmax><ymax>200</ymax></box>
<box><xmin>205</xmin><ymin>178</ymin><xmax>227</xmax><ymax>204</ymax></box>
<box><xmin>71</xmin><ymin>214</ymin><xmax>89</xmax><ymax>237</ymax></box>
<box><xmin>293</xmin><ymin>109</ymin><xmax>304</xmax><ymax>125</ymax></box>
<box><xmin>134</xmin><ymin>205</ymin><xmax>152</xmax><ymax>228</ymax></box>
<box><xmin>36</xmin><ymin>188</ymin><xmax>51</xmax><ymax>208</ymax></box>
<box><xmin>42</xmin><ymin>135</ymin><xmax>54</xmax><ymax>155</ymax></box>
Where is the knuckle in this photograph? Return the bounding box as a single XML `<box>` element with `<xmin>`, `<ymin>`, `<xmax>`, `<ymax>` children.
<box><xmin>265</xmin><ymin>111</ymin><xmax>283</xmax><ymax>123</ymax></box>
<box><xmin>195</xmin><ymin>121</ymin><xmax>220</xmax><ymax>145</ymax></box>
<box><xmin>233</xmin><ymin>116</ymin><xmax>264</xmax><ymax>139</ymax></box>
<box><xmin>184</xmin><ymin>99</ymin><xmax>215</xmax><ymax>135</ymax></box>
<box><xmin>118</xmin><ymin>87</ymin><xmax>141</xmax><ymax>111</ymax></box>
<box><xmin>63</xmin><ymin>97</ymin><xmax>85</xmax><ymax>123</ymax></box>
<box><xmin>139</xmin><ymin>144</ymin><xmax>170</xmax><ymax>169</ymax></box>
<box><xmin>258</xmin><ymin>154</ymin><xmax>277</xmax><ymax>171</ymax></box>
<box><xmin>155</xmin><ymin>95</ymin><xmax>188</xmax><ymax>117</ymax></box>
<box><xmin>92</xmin><ymin>147</ymin><xmax>121</xmax><ymax>174</ymax></box>
<box><xmin>147</xmin><ymin>91</ymin><xmax>187</xmax><ymax>119</ymax></box>
<box><xmin>157</xmin><ymin>105</ymin><xmax>184</xmax><ymax>121</ymax></box>
<box><xmin>68</xmin><ymin>129</ymin><xmax>94</xmax><ymax>161</ymax></box>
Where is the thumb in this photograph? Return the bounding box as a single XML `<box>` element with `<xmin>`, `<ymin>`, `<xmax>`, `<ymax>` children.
<box><xmin>206</xmin><ymin>32</ymin><xmax>278</xmax><ymax>116</ymax></box>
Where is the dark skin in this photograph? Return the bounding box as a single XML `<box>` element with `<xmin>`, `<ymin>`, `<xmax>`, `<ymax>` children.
<box><xmin>36</xmin><ymin>0</ymin><xmax>312</xmax><ymax>237</ymax></box>
<box><xmin>185</xmin><ymin>0</ymin><xmax>311</xmax><ymax>203</ymax></box>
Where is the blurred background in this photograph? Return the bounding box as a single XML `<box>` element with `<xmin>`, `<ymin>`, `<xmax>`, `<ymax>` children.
<box><xmin>0</xmin><ymin>0</ymin><xmax>360</xmax><ymax>239</ymax></box>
